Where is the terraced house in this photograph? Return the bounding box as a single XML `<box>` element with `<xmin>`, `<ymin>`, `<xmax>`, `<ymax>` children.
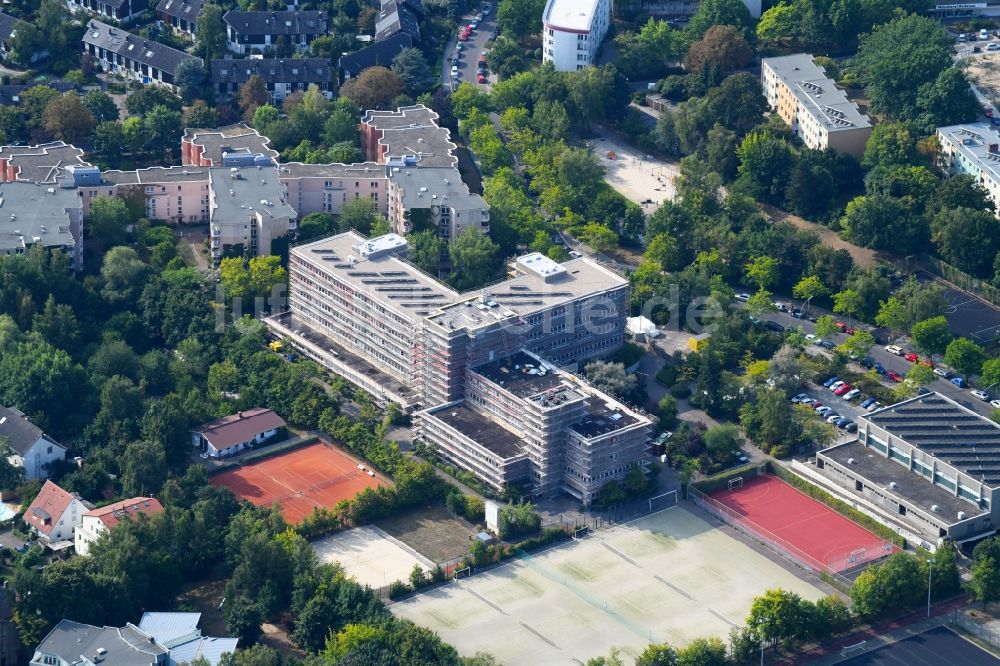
<box><xmin>82</xmin><ymin>19</ymin><xmax>202</xmax><ymax>91</ymax></box>
<box><xmin>223</xmin><ymin>10</ymin><xmax>327</xmax><ymax>54</ymax></box>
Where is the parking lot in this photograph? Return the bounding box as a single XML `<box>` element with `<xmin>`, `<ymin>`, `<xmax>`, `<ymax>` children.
<box><xmin>441</xmin><ymin>4</ymin><xmax>497</xmax><ymax>90</ymax></box>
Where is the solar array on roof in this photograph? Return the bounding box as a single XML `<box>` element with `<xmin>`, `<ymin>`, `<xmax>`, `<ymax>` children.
<box><xmin>348</xmin><ymin>271</ymin><xmax>380</xmax><ymax>277</ymax></box>
<box><xmin>491</xmin><ymin>291</ymin><xmax>574</xmax><ymax>298</ymax></box>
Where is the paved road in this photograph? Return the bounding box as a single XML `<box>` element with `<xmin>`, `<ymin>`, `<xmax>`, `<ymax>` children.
<box><xmin>440</xmin><ymin>8</ymin><xmax>498</xmax><ymax>90</ymax></box>
<box><xmin>759</xmin><ymin>306</ymin><xmax>996</xmax><ymax>418</ymax></box>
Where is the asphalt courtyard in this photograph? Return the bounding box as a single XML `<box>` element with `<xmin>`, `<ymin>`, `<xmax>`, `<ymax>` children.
<box><xmin>840</xmin><ymin>625</ymin><xmax>1000</xmax><ymax>665</ymax></box>
<box><xmin>922</xmin><ymin>270</ymin><xmax>1000</xmax><ymax>345</ymax></box>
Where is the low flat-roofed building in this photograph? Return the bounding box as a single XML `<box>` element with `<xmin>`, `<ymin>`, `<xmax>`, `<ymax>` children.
<box><xmin>182</xmin><ymin>124</ymin><xmax>279</xmax><ymax>167</ymax></box>
<box><xmin>761</xmin><ymin>54</ymin><xmax>872</xmax><ymax>157</ymax></box>
<box><xmin>0</xmin><ymin>181</ymin><xmax>83</xmax><ymax>268</ymax></box>
<box><xmin>211</xmin><ymin>57</ymin><xmax>335</xmax><ymax>103</ymax></box>
<box><xmin>208</xmin><ymin>165</ymin><xmax>296</xmax><ymax>261</ymax></box>
<box><xmin>816</xmin><ymin>392</ymin><xmax>1000</xmax><ymax>548</ymax></box>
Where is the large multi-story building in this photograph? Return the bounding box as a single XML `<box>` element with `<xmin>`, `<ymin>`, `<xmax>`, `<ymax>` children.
<box><xmin>361</xmin><ymin>105</ymin><xmax>489</xmax><ymax>239</ymax></box>
<box><xmin>761</xmin><ymin>54</ymin><xmax>872</xmax><ymax>158</ymax></box>
<box><xmin>182</xmin><ymin>124</ymin><xmax>279</xmax><ymax>167</ymax></box>
<box><xmin>936</xmin><ymin>123</ymin><xmax>1000</xmax><ymax>215</ymax></box>
<box><xmin>542</xmin><ymin>0</ymin><xmax>612</xmax><ymax>72</ymax></box>
<box><xmin>265</xmin><ymin>232</ymin><xmax>645</xmax><ymax>502</ymax></box>
<box><xmin>814</xmin><ymin>393</ymin><xmax>1000</xmax><ymax>549</ymax></box>
<box><xmin>0</xmin><ymin>181</ymin><xmax>84</xmax><ymax>268</ymax></box>
<box><xmin>278</xmin><ymin>161</ymin><xmax>388</xmax><ymax>217</ymax></box>
<box><xmin>83</xmin><ymin>20</ymin><xmax>202</xmax><ymax>92</ymax></box>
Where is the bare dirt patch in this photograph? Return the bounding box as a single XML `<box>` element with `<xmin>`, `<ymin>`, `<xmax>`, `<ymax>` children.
<box><xmin>965</xmin><ymin>52</ymin><xmax>1000</xmax><ymax>104</ymax></box>
<box><xmin>377</xmin><ymin>503</ymin><xmax>479</xmax><ymax>564</ymax></box>
<box><xmin>761</xmin><ymin>205</ymin><xmax>883</xmax><ymax>269</ymax></box>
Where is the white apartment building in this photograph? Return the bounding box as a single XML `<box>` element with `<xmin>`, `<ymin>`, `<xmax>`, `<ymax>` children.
<box><xmin>542</xmin><ymin>0</ymin><xmax>612</xmax><ymax>72</ymax></box>
<box><xmin>761</xmin><ymin>54</ymin><xmax>872</xmax><ymax>158</ymax></box>
<box><xmin>937</xmin><ymin>123</ymin><xmax>1000</xmax><ymax>216</ymax></box>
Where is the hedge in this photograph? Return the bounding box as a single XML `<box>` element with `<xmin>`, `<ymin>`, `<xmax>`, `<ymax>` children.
<box><xmin>767</xmin><ymin>463</ymin><xmax>906</xmax><ymax>548</ymax></box>
<box><xmin>205</xmin><ymin>434</ymin><xmax>318</xmax><ymax>476</ymax></box>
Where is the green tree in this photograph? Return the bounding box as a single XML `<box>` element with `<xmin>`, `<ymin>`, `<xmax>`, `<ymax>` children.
<box><xmin>175</xmin><ymin>59</ymin><xmax>207</xmax><ymax>103</ymax></box>
<box><xmin>577</xmin><ymin>223</ymin><xmax>618</xmax><ymax>253</ymax></box>
<box><xmin>497</xmin><ymin>0</ymin><xmax>546</xmax><ymax>42</ymax></box>
<box><xmin>736</xmin><ymin>129</ymin><xmax>795</xmax><ymax>203</ymax></box>
<box><xmin>43</xmin><ymin>93</ymin><xmax>96</xmax><ymax>144</ymax></box>
<box><xmin>686</xmin><ymin>0</ymin><xmax>755</xmax><ymax>40</ymax></box>
<box><xmin>32</xmin><ymin>295</ymin><xmax>80</xmax><ymax>351</ymax></box>
<box><xmin>82</xmin><ymin>90</ymin><xmax>119</xmax><ymax>123</ymax></box>
<box><xmin>861</xmin><ymin>122</ymin><xmax>922</xmax><ymax>170</ymax></box>
<box><xmin>944</xmin><ymin>337</ymin><xmax>986</xmax><ymax>378</ymax></box>
<box><xmin>980</xmin><ymin>358</ymin><xmax>1000</xmax><ymax>390</ymax></box>
<box><xmin>407</xmin><ymin>229</ymin><xmax>447</xmax><ymax>275</ymax></box>
<box><xmin>841</xmin><ymin>195</ymin><xmax>927</xmax><ymax>253</ymax></box>
<box><xmin>338</xmin><ymin>197</ymin><xmax>380</xmax><ymax>235</ymax></box>
<box><xmin>87</xmin><ymin>197</ymin><xmax>131</xmax><ymax>252</ymax></box>
<box><xmin>448</xmin><ymin>227</ymin><xmax>501</xmax><ymax>291</ymax></box>
<box><xmin>248</xmin><ymin>256</ymin><xmax>286</xmax><ymax>297</ymax></box>
<box><xmin>814</xmin><ymin>315</ymin><xmax>840</xmax><ymax>340</ymax></box>
<box><xmin>298</xmin><ymin>212</ymin><xmax>337</xmax><ymax>242</ymax></box>
<box><xmin>195</xmin><ymin>3</ymin><xmax>227</xmax><ymax>60</ymax></box>
<box><xmin>915</xmin><ymin>67</ymin><xmax>979</xmax><ymax>129</ymax></box>
<box><xmin>745</xmin><ymin>256</ymin><xmax>779</xmax><ymax>290</ymax></box>
<box><xmin>792</xmin><ymin>275</ymin><xmax>827</xmax><ymax>312</ymax></box>
<box><xmin>684</xmin><ymin>25</ymin><xmax>752</xmax><ymax>81</ymax></box>
<box><xmin>224</xmin><ymin>596</ymin><xmax>264</xmax><ymax>645</ymax></box>
<box><xmin>144</xmin><ymin>105</ymin><xmax>183</xmax><ymax>155</ymax></box>
<box><xmin>101</xmin><ymin>246</ymin><xmax>149</xmax><ymax>304</ymax></box>
<box><xmin>931</xmin><ymin>207</ymin><xmax>1000</xmax><ymax>279</ymax></box>
<box><xmin>838</xmin><ymin>330</ymin><xmax>875</xmax><ymax>360</ymax></box>
<box><xmin>392</xmin><ymin>47</ymin><xmax>435</xmax><ymax>96</ymax></box>
<box><xmin>850</xmin><ymin>552</ymin><xmax>925</xmax><ymax>619</ymax></box>
<box><xmin>485</xmin><ymin>36</ymin><xmax>526</xmax><ymax>80</ymax></box>
<box><xmin>703</xmin><ymin>423</ymin><xmax>742</xmax><ymax>459</ymax></box>
<box><xmin>185</xmin><ymin>101</ymin><xmax>220</xmax><ymax>129</ymax></box>
<box><xmin>971</xmin><ymin>556</ymin><xmax>1000</xmax><ymax>606</ymax></box>
<box><xmin>340</xmin><ymin>66</ymin><xmax>404</xmax><ymax>111</ymax></box>
<box><xmin>911</xmin><ymin>316</ymin><xmax>952</xmax><ymax>359</ymax></box>
<box><xmin>747</xmin><ymin>588</ymin><xmax>812</xmax><ymax>647</ymax></box>
<box><xmin>676</xmin><ymin>637</ymin><xmax>728</xmax><ymax>666</ymax></box>
<box><xmin>635</xmin><ymin>642</ymin><xmax>678</xmax><ymax>666</ymax></box>
<box><xmin>219</xmin><ymin>258</ymin><xmax>251</xmax><ymax>301</ymax></box>
<box><xmin>121</xmin><ymin>440</ymin><xmax>167</xmax><ymax>496</ymax></box>
<box><xmin>746</xmin><ymin>289</ymin><xmax>776</xmax><ymax>318</ymax></box>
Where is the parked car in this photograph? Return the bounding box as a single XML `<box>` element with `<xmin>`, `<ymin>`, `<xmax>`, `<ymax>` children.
<box><xmin>860</xmin><ymin>356</ymin><xmax>875</xmax><ymax>369</ymax></box>
<box><xmin>834</xmin><ymin>383</ymin><xmax>853</xmax><ymax>396</ymax></box>
<box><xmin>736</xmin><ymin>452</ymin><xmax>750</xmax><ymax>463</ymax></box>
<box><xmin>765</xmin><ymin>321</ymin><xmax>785</xmax><ymax>333</ymax></box>
<box><xmin>972</xmin><ymin>389</ymin><xmax>991</xmax><ymax>401</ymax></box>
<box><xmin>843</xmin><ymin>422</ymin><xmax>858</xmax><ymax>432</ymax></box>
<box><xmin>816</xmin><ymin>406</ymin><xmax>834</xmax><ymax>416</ymax></box>
<box><xmin>477</xmin><ymin>74</ymin><xmax>487</xmax><ymax>83</ymax></box>
<box><xmin>483</xmin><ymin>2</ymin><xmax>493</xmax><ymax>13</ymax></box>
<box><xmin>773</xmin><ymin>302</ymin><xmax>789</xmax><ymax>312</ymax></box>
<box><xmin>860</xmin><ymin>397</ymin><xmax>876</xmax><ymax>408</ymax></box>
<box><xmin>791</xmin><ymin>393</ymin><xmax>809</xmax><ymax>403</ymax></box>
<box><xmin>826</xmin><ymin>413</ymin><xmax>843</xmax><ymax>423</ymax></box>
<box><xmin>478</xmin><ymin>54</ymin><xmax>488</xmax><ymax>65</ymax></box>
<box><xmin>819</xmin><ymin>340</ymin><xmax>835</xmax><ymax>350</ymax></box>
<box><xmin>843</xmin><ymin>388</ymin><xmax>861</xmax><ymax>400</ymax></box>
<box><xmin>791</xmin><ymin>309</ymin><xmax>805</xmax><ymax>318</ymax></box>
<box><xmin>873</xmin><ymin>362</ymin><xmax>886</xmax><ymax>375</ymax></box>
<box><xmin>989</xmin><ymin>42</ymin><xmax>1000</xmax><ymax>51</ymax></box>
<box><xmin>800</xmin><ymin>398</ymin><xmax>816</xmax><ymax>406</ymax></box>
<box><xmin>735</xmin><ymin>292</ymin><xmax>751</xmax><ymax>301</ymax></box>
<box><xmin>829</xmin><ymin>381</ymin><xmax>846</xmax><ymax>391</ymax></box>
<box><xmin>866</xmin><ymin>401</ymin><xmax>882</xmax><ymax>412</ymax></box>
<box><xmin>811</xmin><ymin>401</ymin><xmax>824</xmax><ymax>410</ymax></box>
<box><xmin>951</xmin><ymin>376</ymin><xmax>967</xmax><ymax>388</ymax></box>
<box><xmin>904</xmin><ymin>352</ymin><xmax>918</xmax><ymax>363</ymax></box>
<box><xmin>823</xmin><ymin>376</ymin><xmax>840</xmax><ymax>388</ymax></box>
<box><xmin>451</xmin><ymin>65</ymin><xmax>459</xmax><ymax>77</ymax></box>
<box><xmin>887</xmin><ymin>371</ymin><xmax>903</xmax><ymax>382</ymax></box>
<box><xmin>885</xmin><ymin>344</ymin><xmax>903</xmax><ymax>355</ymax></box>
<box><xmin>834</xmin><ymin>417</ymin><xmax>851</xmax><ymax>428</ymax></box>
<box><xmin>805</xmin><ymin>333</ymin><xmax>818</xmax><ymax>342</ymax></box>
<box><xmin>933</xmin><ymin>367</ymin><xmax>951</xmax><ymax>378</ymax></box>
<box><xmin>991</xmin><ymin>399</ymin><xmax>1000</xmax><ymax>409</ymax></box>
<box><xmin>981</xmin><ymin>28</ymin><xmax>990</xmax><ymax>39</ymax></box>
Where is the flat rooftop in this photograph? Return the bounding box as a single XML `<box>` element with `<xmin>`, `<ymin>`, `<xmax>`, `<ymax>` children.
<box><xmin>363</xmin><ymin>105</ymin><xmax>457</xmax><ymax>168</ymax></box>
<box><xmin>822</xmin><ymin>439</ymin><xmax>986</xmax><ymax>520</ymax></box>
<box><xmin>392</xmin><ymin>166</ymin><xmax>486</xmax><ymax>210</ymax></box>
<box><xmin>865</xmin><ymin>393</ymin><xmax>1000</xmax><ymax>486</ymax></box>
<box><xmin>100</xmin><ymin>165</ymin><xmax>210</xmax><ymax>185</ymax></box>
<box><xmin>543</xmin><ymin>0</ymin><xmax>605</xmax><ymax>32</ymax></box>
<box><xmin>278</xmin><ymin>161</ymin><xmax>384</xmax><ymax>179</ymax></box>
<box><xmin>426</xmin><ymin>256</ymin><xmax>627</xmax><ymax>331</ymax></box>
<box><xmin>938</xmin><ymin>123</ymin><xmax>1000</xmax><ymax>184</ymax></box>
<box><xmin>570</xmin><ymin>400</ymin><xmax>641</xmax><ymax>439</ymax></box>
<box><xmin>470</xmin><ymin>351</ymin><xmax>569</xmax><ymax>399</ymax></box>
<box><xmin>184</xmin><ymin>124</ymin><xmax>278</xmax><ymax>164</ymax></box>
<box><xmin>210</xmin><ymin>166</ymin><xmax>295</xmax><ymax>222</ymax></box>
<box><xmin>292</xmin><ymin>231</ymin><xmax>460</xmax><ymax>323</ymax></box>
<box><xmin>0</xmin><ymin>142</ymin><xmax>90</xmax><ymax>183</ymax></box>
<box><xmin>764</xmin><ymin>54</ymin><xmax>871</xmax><ymax>132</ymax></box>
<box><xmin>0</xmin><ymin>182</ymin><xmax>79</xmax><ymax>251</ymax></box>
<box><xmin>427</xmin><ymin>402</ymin><xmax>526</xmax><ymax>460</ymax></box>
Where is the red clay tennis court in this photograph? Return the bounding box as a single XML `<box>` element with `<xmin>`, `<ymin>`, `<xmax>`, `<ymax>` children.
<box><xmin>210</xmin><ymin>441</ymin><xmax>387</xmax><ymax>524</ymax></box>
<box><xmin>703</xmin><ymin>475</ymin><xmax>897</xmax><ymax>573</ymax></box>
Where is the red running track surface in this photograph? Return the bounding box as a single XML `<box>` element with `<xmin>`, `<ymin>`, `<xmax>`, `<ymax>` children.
<box><xmin>708</xmin><ymin>475</ymin><xmax>898</xmax><ymax>572</ymax></box>
<box><xmin>210</xmin><ymin>441</ymin><xmax>386</xmax><ymax>524</ymax></box>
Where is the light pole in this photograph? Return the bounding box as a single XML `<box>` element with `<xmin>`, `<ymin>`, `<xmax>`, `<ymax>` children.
<box><xmin>927</xmin><ymin>559</ymin><xmax>933</xmax><ymax>618</ymax></box>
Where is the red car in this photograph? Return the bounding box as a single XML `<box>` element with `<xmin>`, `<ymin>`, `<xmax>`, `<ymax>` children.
<box><xmin>459</xmin><ymin>31</ymin><xmax>470</xmax><ymax>41</ymax></box>
<box><xmin>478</xmin><ymin>54</ymin><xmax>487</xmax><ymax>65</ymax></box>
<box><xmin>834</xmin><ymin>320</ymin><xmax>847</xmax><ymax>331</ymax></box>
<box><xmin>843</xmin><ymin>325</ymin><xmax>856</xmax><ymax>335</ymax></box>
<box><xmin>904</xmin><ymin>352</ymin><xmax>918</xmax><ymax>363</ymax></box>
<box><xmin>834</xmin><ymin>383</ymin><xmax>853</xmax><ymax>396</ymax></box>
<box><xmin>477</xmin><ymin>74</ymin><xmax>487</xmax><ymax>83</ymax></box>
<box><xmin>887</xmin><ymin>371</ymin><xmax>903</xmax><ymax>382</ymax></box>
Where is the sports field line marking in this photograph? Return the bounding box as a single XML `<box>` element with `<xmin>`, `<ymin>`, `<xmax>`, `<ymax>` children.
<box><xmin>707</xmin><ymin>608</ymin><xmax>740</xmax><ymax>629</ymax></box>
<box><xmin>600</xmin><ymin>541</ymin><xmax>640</xmax><ymax>567</ymax></box>
<box><xmin>653</xmin><ymin>575</ymin><xmax>692</xmax><ymax>600</ymax></box>
<box><xmin>462</xmin><ymin>586</ymin><xmax>507</xmax><ymax>616</ymax></box>
<box><xmin>519</xmin><ymin>621</ymin><xmax>559</xmax><ymax>648</ymax></box>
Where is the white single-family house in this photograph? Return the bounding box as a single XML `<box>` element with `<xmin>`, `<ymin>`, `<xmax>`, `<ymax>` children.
<box><xmin>75</xmin><ymin>496</ymin><xmax>164</xmax><ymax>555</ymax></box>
<box><xmin>23</xmin><ymin>480</ymin><xmax>91</xmax><ymax>546</ymax></box>
<box><xmin>0</xmin><ymin>406</ymin><xmax>66</xmax><ymax>480</ymax></box>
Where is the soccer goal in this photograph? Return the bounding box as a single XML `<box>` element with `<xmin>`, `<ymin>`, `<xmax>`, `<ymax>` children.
<box><xmin>649</xmin><ymin>490</ymin><xmax>678</xmax><ymax>513</ymax></box>
<box><xmin>453</xmin><ymin>566</ymin><xmax>471</xmax><ymax>580</ymax></box>
<box><xmin>572</xmin><ymin>526</ymin><xmax>590</xmax><ymax>540</ymax></box>
<box><xmin>848</xmin><ymin>548</ymin><xmax>867</xmax><ymax>565</ymax></box>
<box><xmin>841</xmin><ymin>641</ymin><xmax>867</xmax><ymax>657</ymax></box>
<box><xmin>728</xmin><ymin>477</ymin><xmax>744</xmax><ymax>491</ymax></box>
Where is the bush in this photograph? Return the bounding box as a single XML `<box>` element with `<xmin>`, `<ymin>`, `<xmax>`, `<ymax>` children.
<box><xmin>387</xmin><ymin>580</ymin><xmax>412</xmax><ymax>599</ymax></box>
<box><xmin>670</xmin><ymin>383</ymin><xmax>692</xmax><ymax>399</ymax></box>
<box><xmin>656</xmin><ymin>363</ymin><xmax>678</xmax><ymax>386</ymax></box>
<box><xmin>612</xmin><ymin>342</ymin><xmax>644</xmax><ymax>368</ymax></box>
<box><xmin>657</xmin><ymin>395</ymin><xmax>678</xmax><ymax>428</ymax></box>
<box><xmin>498</xmin><ymin>501</ymin><xmax>541</xmax><ymax>539</ymax></box>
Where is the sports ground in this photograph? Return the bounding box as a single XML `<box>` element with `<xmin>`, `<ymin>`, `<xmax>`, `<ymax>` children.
<box><xmin>313</xmin><ymin>525</ymin><xmax>435</xmax><ymax>589</ymax></box>
<box><xmin>210</xmin><ymin>441</ymin><xmax>386</xmax><ymax>523</ymax></box>
<box><xmin>705</xmin><ymin>475</ymin><xmax>897</xmax><ymax>573</ymax></box>
<box><xmin>392</xmin><ymin>506</ymin><xmax>825</xmax><ymax>665</ymax></box>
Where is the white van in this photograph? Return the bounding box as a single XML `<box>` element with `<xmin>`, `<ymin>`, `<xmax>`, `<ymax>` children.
<box><xmin>981</xmin><ymin>29</ymin><xmax>990</xmax><ymax>40</ymax></box>
<box><xmin>884</xmin><ymin>344</ymin><xmax>903</xmax><ymax>356</ymax></box>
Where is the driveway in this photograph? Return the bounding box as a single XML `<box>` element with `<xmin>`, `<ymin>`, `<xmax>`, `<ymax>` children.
<box><xmin>441</xmin><ymin>8</ymin><xmax>498</xmax><ymax>90</ymax></box>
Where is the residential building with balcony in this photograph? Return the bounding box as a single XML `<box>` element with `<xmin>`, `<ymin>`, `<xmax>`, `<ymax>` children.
<box><xmin>156</xmin><ymin>0</ymin><xmax>202</xmax><ymax>35</ymax></box>
<box><xmin>208</xmin><ymin>165</ymin><xmax>296</xmax><ymax>262</ymax></box>
<box><xmin>82</xmin><ymin>20</ymin><xmax>202</xmax><ymax>92</ymax></box>
<box><xmin>936</xmin><ymin>123</ymin><xmax>1000</xmax><ymax>216</ymax></box>
<box><xmin>94</xmin><ymin>166</ymin><xmax>212</xmax><ymax>223</ymax></box>
<box><xmin>815</xmin><ymin>392</ymin><xmax>1000</xmax><ymax>549</ymax></box>
<box><xmin>542</xmin><ymin>0</ymin><xmax>612</xmax><ymax>72</ymax></box>
<box><xmin>761</xmin><ymin>54</ymin><xmax>872</xmax><ymax>158</ymax></box>
<box><xmin>67</xmin><ymin>0</ymin><xmax>148</xmax><ymax>21</ymax></box>
<box><xmin>278</xmin><ymin>161</ymin><xmax>388</xmax><ymax>217</ymax></box>
<box><xmin>212</xmin><ymin>58</ymin><xmax>335</xmax><ymax>103</ymax></box>
<box><xmin>223</xmin><ymin>10</ymin><xmax>327</xmax><ymax>55</ymax></box>
<box><xmin>75</xmin><ymin>497</ymin><xmax>164</xmax><ymax>556</ymax></box>
<box><xmin>361</xmin><ymin>105</ymin><xmax>489</xmax><ymax>239</ymax></box>
<box><xmin>0</xmin><ymin>181</ymin><xmax>84</xmax><ymax>268</ymax></box>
